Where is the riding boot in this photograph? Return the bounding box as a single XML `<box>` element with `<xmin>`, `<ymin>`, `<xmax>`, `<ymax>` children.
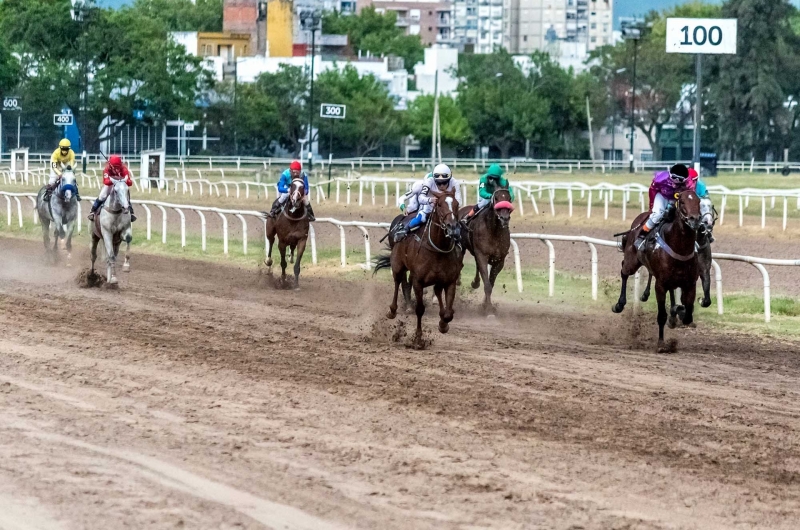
<box><xmin>75</xmin><ymin>188</ymin><xmax>82</xmax><ymax>202</ymax></box>
<box><xmin>43</xmin><ymin>184</ymin><xmax>55</xmax><ymax>202</ymax></box>
<box><xmin>635</xmin><ymin>227</ymin><xmax>650</xmax><ymax>250</ymax></box>
<box><xmin>305</xmin><ymin>203</ymin><xmax>316</xmax><ymax>222</ymax></box>
<box><xmin>87</xmin><ymin>199</ymin><xmax>102</xmax><ymax>221</ymax></box>
<box><xmin>267</xmin><ymin>199</ymin><xmax>282</xmax><ymax>218</ymax></box>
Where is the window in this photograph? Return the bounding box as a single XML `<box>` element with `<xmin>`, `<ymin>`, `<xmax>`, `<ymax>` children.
<box><xmin>591</xmin><ymin>23</ymin><xmax>596</xmax><ymax>29</ymax></box>
<box><xmin>590</xmin><ymin>36</ymin><xmax>596</xmax><ymax>42</ymax></box>
<box><xmin>523</xmin><ymin>35</ymin><xmax>528</xmax><ymax>41</ymax></box>
<box><xmin>428</xmin><ymin>26</ymin><xmax>433</xmax><ymax>32</ymax></box>
<box><xmin>603</xmin><ymin>23</ymin><xmax>609</xmax><ymax>32</ymax></box>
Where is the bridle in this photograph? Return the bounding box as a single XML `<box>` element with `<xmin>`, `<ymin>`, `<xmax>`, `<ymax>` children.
<box><xmin>425</xmin><ymin>194</ymin><xmax>458</xmax><ymax>254</ymax></box>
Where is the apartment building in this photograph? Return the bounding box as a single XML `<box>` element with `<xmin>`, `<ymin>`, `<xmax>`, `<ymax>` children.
<box><xmin>452</xmin><ymin>0</ymin><xmax>503</xmax><ymax>53</ymax></box>
<box><xmin>357</xmin><ymin>0</ymin><xmax>454</xmax><ymax>46</ymax></box>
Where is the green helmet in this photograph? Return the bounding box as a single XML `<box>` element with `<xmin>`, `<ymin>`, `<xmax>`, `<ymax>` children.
<box><xmin>486</xmin><ymin>163</ymin><xmax>504</xmax><ymax>179</ymax></box>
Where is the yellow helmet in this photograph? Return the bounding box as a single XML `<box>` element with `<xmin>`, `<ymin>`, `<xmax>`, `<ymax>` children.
<box><xmin>59</xmin><ymin>139</ymin><xmax>71</xmax><ymax>149</ymax></box>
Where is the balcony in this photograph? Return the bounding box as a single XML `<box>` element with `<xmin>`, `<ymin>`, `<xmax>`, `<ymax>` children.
<box><xmin>395</xmin><ymin>17</ymin><xmax>409</xmax><ymax>27</ymax></box>
<box><xmin>438</xmin><ymin>15</ymin><xmax>451</xmax><ymax>26</ymax></box>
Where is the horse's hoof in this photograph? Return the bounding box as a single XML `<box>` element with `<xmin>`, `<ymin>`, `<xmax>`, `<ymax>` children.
<box><xmin>438</xmin><ymin>321</ymin><xmax>449</xmax><ymax>334</ymax></box>
<box><xmin>611</xmin><ymin>303</ymin><xmax>625</xmax><ymax>314</ymax></box>
<box><xmin>386</xmin><ymin>310</ymin><xmax>397</xmax><ymax>320</ymax></box>
<box><xmin>109</xmin><ymin>277</ymin><xmax>118</xmax><ymax>285</ymax></box>
<box><xmin>667</xmin><ymin>316</ymin><xmax>677</xmax><ymax>329</ymax></box>
<box><xmin>685</xmin><ymin>321</ymin><xmax>697</xmax><ymax>329</ymax></box>
<box><xmin>470</xmin><ymin>280</ymin><xmax>480</xmax><ymax>289</ymax></box>
<box><xmin>123</xmin><ymin>264</ymin><xmax>130</xmax><ymax>273</ymax></box>
<box><xmin>657</xmin><ymin>341</ymin><xmax>670</xmax><ymax>354</ymax></box>
<box><xmin>640</xmin><ymin>293</ymin><xmax>650</xmax><ymax>302</ymax></box>
<box><xmin>700</xmin><ymin>298</ymin><xmax>711</xmax><ymax>308</ymax></box>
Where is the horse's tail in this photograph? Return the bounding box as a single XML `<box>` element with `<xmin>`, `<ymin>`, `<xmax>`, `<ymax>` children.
<box><xmin>372</xmin><ymin>252</ymin><xmax>392</xmax><ymax>276</ymax></box>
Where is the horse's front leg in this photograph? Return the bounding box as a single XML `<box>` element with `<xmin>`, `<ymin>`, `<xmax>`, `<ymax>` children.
<box><xmin>434</xmin><ymin>285</ymin><xmax>446</xmax><ymax>332</ymax></box>
<box><xmin>473</xmin><ymin>253</ymin><xmax>492</xmax><ymax>315</ymax></box>
<box><xmin>122</xmin><ymin>229</ymin><xmax>132</xmax><ymax>272</ymax></box>
<box><xmin>401</xmin><ymin>272</ymin><xmax>413</xmax><ymax>311</ymax></box>
<box><xmin>103</xmin><ymin>231</ymin><xmax>117</xmax><ymax>284</ymax></box>
<box><xmin>681</xmin><ymin>283</ymin><xmax>697</xmax><ymax>328</ymax></box>
<box><xmin>278</xmin><ymin>241</ymin><xmax>288</xmax><ymax>281</ymax></box>
<box><xmin>64</xmin><ymin>219</ymin><xmax>75</xmax><ymax>266</ymax></box>
<box><xmin>486</xmin><ymin>258</ymin><xmax>505</xmax><ymax>316</ymax></box>
<box><xmin>700</xmin><ymin>254</ymin><xmax>712</xmax><ymax>308</ymax></box>
<box><xmin>440</xmin><ymin>281</ymin><xmax>457</xmax><ymax>333</ymax></box>
<box><xmin>388</xmin><ymin>264</ymin><xmax>403</xmax><ymax>320</ymax></box>
<box><xmin>265</xmin><ymin>226</ymin><xmax>276</xmax><ymax>273</ymax></box>
<box><xmin>292</xmin><ymin>239</ymin><xmax>307</xmax><ymax>289</ymax></box>
<box><xmin>90</xmin><ymin>235</ymin><xmax>99</xmax><ymax>275</ymax></box>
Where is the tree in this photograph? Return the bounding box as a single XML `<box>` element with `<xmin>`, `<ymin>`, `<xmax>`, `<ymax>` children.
<box><xmin>405</xmin><ymin>95</ymin><xmax>472</xmax><ymax>150</ymax></box>
<box><xmin>315</xmin><ymin>65</ymin><xmax>402</xmax><ymax>156</ymax></box>
<box><xmin>252</xmin><ymin>66</ymin><xmax>308</xmax><ymax>156</ymax></box>
<box><xmin>709</xmin><ymin>0</ymin><xmax>800</xmax><ymax>159</ymax></box>
<box><xmin>131</xmin><ymin>0</ymin><xmax>223</xmax><ymax>32</ymax></box>
<box><xmin>322</xmin><ymin>7</ymin><xmax>425</xmax><ymax>69</ymax></box>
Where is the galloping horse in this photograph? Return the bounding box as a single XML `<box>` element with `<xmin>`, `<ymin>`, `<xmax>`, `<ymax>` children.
<box><xmin>612</xmin><ymin>190</ymin><xmax>702</xmax><ymax>352</ymax></box>
<box><xmin>457</xmin><ymin>189</ymin><xmax>514</xmax><ymax>315</ymax></box>
<box><xmin>91</xmin><ymin>178</ymin><xmax>133</xmax><ymax>285</ymax></box>
<box><xmin>640</xmin><ymin>226</ymin><xmax>714</xmax><ymax>310</ymax></box>
<box><xmin>375</xmin><ymin>190</ymin><xmax>463</xmax><ymax>348</ymax></box>
<box><xmin>265</xmin><ymin>178</ymin><xmax>310</xmax><ymax>288</ymax></box>
<box><xmin>36</xmin><ymin>168</ymin><xmax>79</xmax><ymax>263</ymax></box>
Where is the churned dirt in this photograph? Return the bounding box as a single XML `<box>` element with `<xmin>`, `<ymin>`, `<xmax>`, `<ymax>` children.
<box><xmin>1</xmin><ymin>236</ymin><xmax>800</xmax><ymax>529</ymax></box>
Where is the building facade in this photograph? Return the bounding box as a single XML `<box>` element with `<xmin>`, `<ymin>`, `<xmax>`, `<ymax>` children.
<box><xmin>357</xmin><ymin>0</ymin><xmax>454</xmax><ymax>46</ymax></box>
<box><xmin>503</xmin><ymin>0</ymin><xmax>612</xmax><ymax>55</ymax></box>
<box><xmin>453</xmin><ymin>0</ymin><xmax>503</xmax><ymax>53</ymax></box>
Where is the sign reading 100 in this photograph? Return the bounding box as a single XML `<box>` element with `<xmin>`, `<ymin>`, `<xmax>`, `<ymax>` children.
<box><xmin>666</xmin><ymin>18</ymin><xmax>737</xmax><ymax>55</ymax></box>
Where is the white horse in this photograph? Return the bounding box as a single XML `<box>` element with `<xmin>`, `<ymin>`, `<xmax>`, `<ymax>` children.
<box><xmin>36</xmin><ymin>168</ymin><xmax>79</xmax><ymax>263</ymax></box>
<box><xmin>90</xmin><ymin>178</ymin><xmax>132</xmax><ymax>284</ymax></box>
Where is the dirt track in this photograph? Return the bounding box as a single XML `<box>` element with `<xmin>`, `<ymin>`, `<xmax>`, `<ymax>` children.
<box><xmin>2</xmin><ymin>237</ymin><xmax>800</xmax><ymax>529</ymax></box>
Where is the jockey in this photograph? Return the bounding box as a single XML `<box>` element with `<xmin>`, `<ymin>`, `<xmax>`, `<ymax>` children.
<box><xmin>88</xmin><ymin>155</ymin><xmax>137</xmax><ymax>222</ymax></box>
<box><xmin>45</xmin><ymin>139</ymin><xmax>81</xmax><ymax>202</ymax></box>
<box><xmin>689</xmin><ymin>167</ymin><xmax>715</xmax><ymax>242</ymax></box>
<box><xmin>397</xmin><ymin>178</ymin><xmax>425</xmax><ymax>217</ymax></box>
<box><xmin>464</xmin><ymin>163</ymin><xmax>514</xmax><ymax>222</ymax></box>
<box><xmin>267</xmin><ymin>160</ymin><xmax>316</xmax><ymax>221</ymax></box>
<box><xmin>637</xmin><ymin>163</ymin><xmax>696</xmax><ymax>248</ymax></box>
<box><xmin>394</xmin><ymin>163</ymin><xmax>460</xmax><ymax>241</ymax></box>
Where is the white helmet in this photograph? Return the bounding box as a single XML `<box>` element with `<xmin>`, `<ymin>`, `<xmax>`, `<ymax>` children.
<box><xmin>432</xmin><ymin>163</ymin><xmax>452</xmax><ymax>185</ymax></box>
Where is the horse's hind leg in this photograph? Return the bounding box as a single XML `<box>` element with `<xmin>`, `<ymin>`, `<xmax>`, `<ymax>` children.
<box><xmin>292</xmin><ymin>239</ymin><xmax>306</xmax><ymax>289</ymax></box>
<box><xmin>668</xmin><ymin>289</ymin><xmax>679</xmax><ymax>329</ymax></box>
<box><xmin>122</xmin><ymin>231</ymin><xmax>132</xmax><ymax>272</ymax></box>
<box><xmin>412</xmin><ymin>279</ymin><xmax>426</xmax><ymax>347</ymax></box>
<box><xmin>680</xmin><ymin>284</ymin><xmax>697</xmax><ymax>328</ymax></box>
<box><xmin>641</xmin><ymin>273</ymin><xmax>653</xmax><ymax>302</ymax></box>
<box><xmin>434</xmin><ymin>285</ymin><xmax>446</xmax><ymax>332</ymax></box>
<box><xmin>278</xmin><ymin>241</ymin><xmax>288</xmax><ymax>282</ymax></box>
<box><xmin>90</xmin><ymin>235</ymin><xmax>99</xmax><ymax>274</ymax></box>
<box><xmin>613</xmin><ymin>251</ymin><xmax>640</xmax><ymax>313</ymax></box>
<box><xmin>700</xmin><ymin>257</ymin><xmax>712</xmax><ymax>308</ymax></box>
<box><xmin>388</xmin><ymin>269</ymin><xmax>403</xmax><ymax>320</ymax></box>
<box><xmin>470</xmin><ymin>258</ymin><xmax>481</xmax><ymax>290</ymax></box>
<box><xmin>265</xmin><ymin>223</ymin><xmax>276</xmax><ymax>272</ymax></box>
<box><xmin>400</xmin><ymin>272</ymin><xmax>412</xmax><ymax>312</ymax></box>
<box><xmin>656</xmin><ymin>283</ymin><xmax>669</xmax><ymax>353</ymax></box>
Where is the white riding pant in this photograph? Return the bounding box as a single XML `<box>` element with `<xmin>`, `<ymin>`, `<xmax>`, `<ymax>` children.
<box><xmin>98</xmin><ymin>184</ymin><xmax>113</xmax><ymax>201</ymax></box>
<box><xmin>278</xmin><ymin>192</ymin><xmax>310</xmax><ymax>206</ymax></box>
<box><xmin>700</xmin><ymin>197</ymin><xmax>714</xmax><ymax>227</ymax></box>
<box><xmin>48</xmin><ymin>169</ymin><xmax>60</xmax><ymax>186</ymax></box>
<box><xmin>646</xmin><ymin>193</ymin><xmax>670</xmax><ymax>230</ymax></box>
<box><xmin>476</xmin><ymin>197</ymin><xmax>491</xmax><ymax>210</ymax></box>
<box><xmin>400</xmin><ymin>194</ymin><xmax>420</xmax><ymax>214</ymax></box>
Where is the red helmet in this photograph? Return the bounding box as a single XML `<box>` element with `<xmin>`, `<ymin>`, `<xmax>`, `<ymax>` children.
<box><xmin>289</xmin><ymin>160</ymin><xmax>302</xmax><ymax>171</ymax></box>
<box><xmin>109</xmin><ymin>155</ymin><xmax>123</xmax><ymax>167</ymax></box>
<box><xmin>688</xmin><ymin>167</ymin><xmax>699</xmax><ymax>180</ymax></box>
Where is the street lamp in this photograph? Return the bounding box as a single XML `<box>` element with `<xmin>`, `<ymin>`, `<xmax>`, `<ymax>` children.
<box><xmin>621</xmin><ymin>18</ymin><xmax>644</xmax><ymax>173</ymax></box>
<box><xmin>71</xmin><ymin>0</ymin><xmax>95</xmax><ymax>171</ymax></box>
<box><xmin>300</xmin><ymin>10</ymin><xmax>321</xmax><ymax>167</ymax></box>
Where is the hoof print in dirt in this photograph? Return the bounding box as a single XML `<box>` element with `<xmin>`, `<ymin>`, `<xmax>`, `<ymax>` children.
<box><xmin>76</xmin><ymin>269</ymin><xmax>106</xmax><ymax>289</ymax></box>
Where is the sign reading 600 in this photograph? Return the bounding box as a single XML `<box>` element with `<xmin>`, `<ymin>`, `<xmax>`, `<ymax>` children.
<box><xmin>2</xmin><ymin>97</ymin><xmax>21</xmax><ymax>111</ymax></box>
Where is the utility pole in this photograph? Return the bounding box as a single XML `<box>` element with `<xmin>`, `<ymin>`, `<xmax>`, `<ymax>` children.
<box><xmin>431</xmin><ymin>70</ymin><xmax>439</xmax><ymax>167</ymax></box>
<box><xmin>621</xmin><ymin>18</ymin><xmax>643</xmax><ymax>173</ymax></box>
<box><xmin>301</xmin><ymin>10</ymin><xmax>321</xmax><ymax>168</ymax></box>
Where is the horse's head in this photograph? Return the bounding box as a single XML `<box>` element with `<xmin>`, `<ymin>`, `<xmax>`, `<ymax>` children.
<box><xmin>109</xmin><ymin>178</ymin><xmax>131</xmax><ymax>213</ymax></box>
<box><xmin>431</xmin><ymin>189</ymin><xmax>460</xmax><ymax>240</ymax></box>
<box><xmin>676</xmin><ymin>190</ymin><xmax>701</xmax><ymax>231</ymax></box>
<box><xmin>59</xmin><ymin>168</ymin><xmax>78</xmax><ymax>201</ymax></box>
<box><xmin>289</xmin><ymin>178</ymin><xmax>305</xmax><ymax>207</ymax></box>
<box><xmin>491</xmin><ymin>189</ymin><xmax>514</xmax><ymax>229</ymax></box>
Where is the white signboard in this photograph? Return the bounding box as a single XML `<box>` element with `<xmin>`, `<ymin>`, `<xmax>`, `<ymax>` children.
<box><xmin>3</xmin><ymin>97</ymin><xmax>21</xmax><ymax>111</ymax></box>
<box><xmin>666</xmin><ymin>18</ymin><xmax>737</xmax><ymax>54</ymax></box>
<box><xmin>320</xmin><ymin>103</ymin><xmax>346</xmax><ymax>119</ymax></box>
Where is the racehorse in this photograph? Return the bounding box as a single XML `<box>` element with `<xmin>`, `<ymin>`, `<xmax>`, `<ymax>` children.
<box><xmin>640</xmin><ymin>225</ymin><xmax>714</xmax><ymax>313</ymax></box>
<box><xmin>91</xmin><ymin>177</ymin><xmax>133</xmax><ymax>285</ymax></box>
<box><xmin>374</xmin><ymin>189</ymin><xmax>463</xmax><ymax>348</ymax></box>
<box><xmin>612</xmin><ymin>190</ymin><xmax>702</xmax><ymax>352</ymax></box>
<box><xmin>36</xmin><ymin>168</ymin><xmax>79</xmax><ymax>263</ymax></box>
<box><xmin>457</xmin><ymin>189</ymin><xmax>514</xmax><ymax>315</ymax></box>
<box><xmin>265</xmin><ymin>178</ymin><xmax>310</xmax><ymax>289</ymax></box>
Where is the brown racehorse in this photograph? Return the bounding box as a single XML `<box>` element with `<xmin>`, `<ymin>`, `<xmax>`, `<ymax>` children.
<box><xmin>265</xmin><ymin>179</ymin><xmax>310</xmax><ymax>289</ymax></box>
<box><xmin>612</xmin><ymin>190</ymin><xmax>702</xmax><ymax>352</ymax></box>
<box><xmin>640</xmin><ymin>226</ymin><xmax>714</xmax><ymax>312</ymax></box>
<box><xmin>457</xmin><ymin>189</ymin><xmax>514</xmax><ymax>315</ymax></box>
<box><xmin>374</xmin><ymin>190</ymin><xmax>463</xmax><ymax>348</ymax></box>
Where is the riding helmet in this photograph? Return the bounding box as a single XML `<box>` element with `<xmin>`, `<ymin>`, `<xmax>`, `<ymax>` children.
<box><xmin>290</xmin><ymin>160</ymin><xmax>302</xmax><ymax>171</ymax></box>
<box><xmin>669</xmin><ymin>163</ymin><xmax>689</xmax><ymax>183</ymax></box>
<box><xmin>433</xmin><ymin>163</ymin><xmax>452</xmax><ymax>185</ymax></box>
<box><xmin>59</xmin><ymin>138</ymin><xmax>71</xmax><ymax>149</ymax></box>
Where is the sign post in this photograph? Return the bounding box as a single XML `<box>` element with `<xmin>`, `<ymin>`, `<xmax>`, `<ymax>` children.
<box><xmin>2</xmin><ymin>97</ymin><xmax>22</xmax><ymax>155</ymax></box>
<box><xmin>666</xmin><ymin>18</ymin><xmax>737</xmax><ymax>173</ymax></box>
<box><xmin>320</xmin><ymin>104</ymin><xmax>346</xmax><ymax>198</ymax></box>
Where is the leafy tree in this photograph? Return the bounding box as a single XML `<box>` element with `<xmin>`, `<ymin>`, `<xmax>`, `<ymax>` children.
<box><xmin>323</xmin><ymin>7</ymin><xmax>424</xmax><ymax>69</ymax></box>
<box><xmin>404</xmin><ymin>94</ymin><xmax>472</xmax><ymax>149</ymax></box>
<box><xmin>315</xmin><ymin>65</ymin><xmax>402</xmax><ymax>156</ymax></box>
<box><xmin>252</xmin><ymin>66</ymin><xmax>308</xmax><ymax>156</ymax></box>
<box><xmin>130</xmin><ymin>0</ymin><xmax>223</xmax><ymax>32</ymax></box>
<box><xmin>709</xmin><ymin>0</ymin><xmax>800</xmax><ymax>159</ymax></box>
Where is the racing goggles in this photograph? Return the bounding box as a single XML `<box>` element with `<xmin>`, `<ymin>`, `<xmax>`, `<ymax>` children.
<box><xmin>669</xmin><ymin>172</ymin><xmax>687</xmax><ymax>183</ymax></box>
<box><xmin>433</xmin><ymin>173</ymin><xmax>451</xmax><ymax>183</ymax></box>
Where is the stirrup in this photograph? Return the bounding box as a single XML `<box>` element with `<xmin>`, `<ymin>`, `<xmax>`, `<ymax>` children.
<box><xmin>87</xmin><ymin>212</ymin><xmax>95</xmax><ymax>221</ymax></box>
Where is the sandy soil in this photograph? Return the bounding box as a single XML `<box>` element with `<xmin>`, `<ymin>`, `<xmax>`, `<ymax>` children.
<box><xmin>1</xmin><ymin>236</ymin><xmax>800</xmax><ymax>529</ymax></box>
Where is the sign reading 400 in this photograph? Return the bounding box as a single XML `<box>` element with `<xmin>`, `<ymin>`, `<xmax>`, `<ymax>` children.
<box><xmin>666</xmin><ymin>18</ymin><xmax>737</xmax><ymax>55</ymax></box>
<box><xmin>320</xmin><ymin>103</ymin><xmax>346</xmax><ymax>119</ymax></box>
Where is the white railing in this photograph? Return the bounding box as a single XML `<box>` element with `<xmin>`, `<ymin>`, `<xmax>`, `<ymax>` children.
<box><xmin>510</xmin><ymin>233</ymin><xmax>799</xmax><ymax>322</ymax></box>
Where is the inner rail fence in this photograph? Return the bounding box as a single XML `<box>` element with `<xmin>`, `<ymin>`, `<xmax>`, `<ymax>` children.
<box><xmin>0</xmin><ymin>190</ymin><xmax>795</xmax><ymax>323</ymax></box>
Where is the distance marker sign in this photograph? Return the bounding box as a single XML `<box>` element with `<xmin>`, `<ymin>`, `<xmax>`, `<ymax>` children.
<box><xmin>320</xmin><ymin>103</ymin><xmax>346</xmax><ymax>119</ymax></box>
<box><xmin>666</xmin><ymin>18</ymin><xmax>737</xmax><ymax>55</ymax></box>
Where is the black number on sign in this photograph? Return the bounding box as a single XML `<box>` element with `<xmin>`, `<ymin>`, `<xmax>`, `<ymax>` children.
<box><xmin>693</xmin><ymin>26</ymin><xmax>707</xmax><ymax>46</ymax></box>
<box><xmin>709</xmin><ymin>26</ymin><xmax>722</xmax><ymax>45</ymax></box>
<box><xmin>680</xmin><ymin>26</ymin><xmax>691</xmax><ymax>45</ymax></box>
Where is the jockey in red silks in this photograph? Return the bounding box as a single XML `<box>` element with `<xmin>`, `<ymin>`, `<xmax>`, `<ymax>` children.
<box><xmin>637</xmin><ymin>163</ymin><xmax>695</xmax><ymax>248</ymax></box>
<box><xmin>88</xmin><ymin>155</ymin><xmax>137</xmax><ymax>222</ymax></box>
